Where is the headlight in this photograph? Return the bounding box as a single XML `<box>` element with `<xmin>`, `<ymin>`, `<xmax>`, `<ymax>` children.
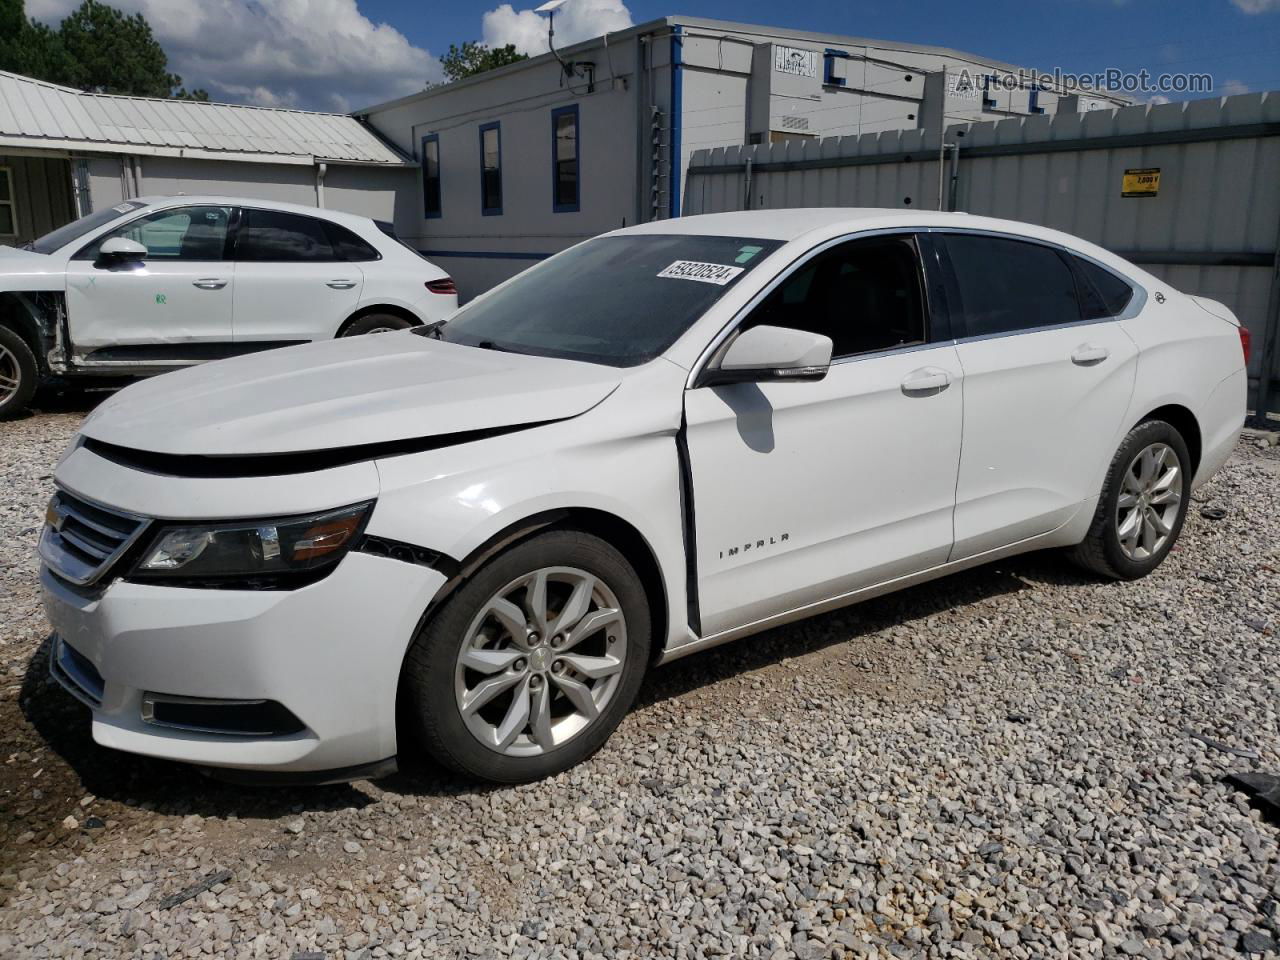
<box><xmin>130</xmin><ymin>501</ymin><xmax>373</xmax><ymax>587</ymax></box>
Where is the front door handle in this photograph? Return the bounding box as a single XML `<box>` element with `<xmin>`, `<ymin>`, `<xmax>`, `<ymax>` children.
<box><xmin>900</xmin><ymin>367</ymin><xmax>951</xmax><ymax>394</ymax></box>
<box><xmin>326</xmin><ymin>279</ymin><xmax>357</xmax><ymax>290</ymax></box>
<box><xmin>1071</xmin><ymin>344</ymin><xmax>1110</xmax><ymax>365</ymax></box>
<box><xmin>192</xmin><ymin>278</ymin><xmax>227</xmax><ymax>290</ymax></box>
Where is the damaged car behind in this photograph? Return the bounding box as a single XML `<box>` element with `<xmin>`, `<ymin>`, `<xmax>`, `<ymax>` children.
<box><xmin>0</xmin><ymin>196</ymin><xmax>457</xmax><ymax>417</ymax></box>
<box><xmin>38</xmin><ymin>209</ymin><xmax>1248</xmax><ymax>784</ymax></box>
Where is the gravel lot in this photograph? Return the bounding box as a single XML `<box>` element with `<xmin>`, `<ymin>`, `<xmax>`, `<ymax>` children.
<box><xmin>1</xmin><ymin>396</ymin><xmax>1278</xmax><ymax>960</ymax></box>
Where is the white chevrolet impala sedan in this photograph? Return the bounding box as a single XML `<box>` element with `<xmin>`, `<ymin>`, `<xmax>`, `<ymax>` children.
<box><xmin>39</xmin><ymin>209</ymin><xmax>1248</xmax><ymax>784</ymax></box>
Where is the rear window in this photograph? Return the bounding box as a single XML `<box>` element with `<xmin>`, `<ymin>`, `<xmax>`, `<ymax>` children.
<box><xmin>236</xmin><ymin>209</ymin><xmax>335</xmax><ymax>262</ymax></box>
<box><xmin>1073</xmin><ymin>256</ymin><xmax>1134</xmax><ymax>319</ymax></box>
<box><xmin>944</xmin><ymin>234</ymin><xmax>1081</xmax><ymax>336</ymax></box>
<box><xmin>325</xmin><ymin>222</ymin><xmax>380</xmax><ymax>261</ymax></box>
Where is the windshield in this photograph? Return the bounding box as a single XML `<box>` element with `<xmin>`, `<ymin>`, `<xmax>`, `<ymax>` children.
<box><xmin>30</xmin><ymin>201</ymin><xmax>149</xmax><ymax>255</ymax></box>
<box><xmin>430</xmin><ymin>234</ymin><xmax>781</xmax><ymax>366</ymax></box>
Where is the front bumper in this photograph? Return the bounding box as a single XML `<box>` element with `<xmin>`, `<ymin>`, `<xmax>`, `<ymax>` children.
<box><xmin>41</xmin><ymin>552</ymin><xmax>447</xmax><ymax>775</ymax></box>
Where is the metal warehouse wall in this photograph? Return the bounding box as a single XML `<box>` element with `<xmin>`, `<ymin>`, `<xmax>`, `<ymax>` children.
<box><xmin>684</xmin><ymin>91</ymin><xmax>1280</xmax><ymax>415</ymax></box>
<box><xmin>0</xmin><ymin>154</ymin><xmax>75</xmax><ymax>246</ymax></box>
<box><xmin>82</xmin><ymin>155</ymin><xmax>412</xmax><ymax>224</ymax></box>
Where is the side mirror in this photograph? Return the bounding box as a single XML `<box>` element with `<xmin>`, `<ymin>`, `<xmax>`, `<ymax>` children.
<box><xmin>698</xmin><ymin>325</ymin><xmax>832</xmax><ymax>387</ymax></box>
<box><xmin>98</xmin><ymin>237</ymin><xmax>148</xmax><ymax>262</ymax></box>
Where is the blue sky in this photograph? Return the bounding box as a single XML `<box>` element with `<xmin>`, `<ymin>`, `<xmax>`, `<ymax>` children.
<box><xmin>29</xmin><ymin>0</ymin><xmax>1280</xmax><ymax>111</ymax></box>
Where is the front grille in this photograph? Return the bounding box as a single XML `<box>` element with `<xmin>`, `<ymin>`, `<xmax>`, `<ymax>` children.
<box><xmin>49</xmin><ymin>636</ymin><xmax>105</xmax><ymax>707</ymax></box>
<box><xmin>38</xmin><ymin>489</ymin><xmax>149</xmax><ymax>586</ymax></box>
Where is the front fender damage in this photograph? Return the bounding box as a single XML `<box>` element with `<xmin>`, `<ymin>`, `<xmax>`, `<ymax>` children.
<box><xmin>0</xmin><ymin>290</ymin><xmax>69</xmax><ymax>374</ymax></box>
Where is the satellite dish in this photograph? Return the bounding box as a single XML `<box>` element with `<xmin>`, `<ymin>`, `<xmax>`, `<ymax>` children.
<box><xmin>535</xmin><ymin>0</ymin><xmax>568</xmax><ymax>11</ymax></box>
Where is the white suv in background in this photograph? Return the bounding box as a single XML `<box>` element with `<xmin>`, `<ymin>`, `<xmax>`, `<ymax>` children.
<box><xmin>38</xmin><ymin>210</ymin><xmax>1247</xmax><ymax>785</ymax></box>
<box><xmin>0</xmin><ymin>196</ymin><xmax>457</xmax><ymax>415</ymax></box>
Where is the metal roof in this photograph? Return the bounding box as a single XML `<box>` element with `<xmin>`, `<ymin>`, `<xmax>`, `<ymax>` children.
<box><xmin>0</xmin><ymin>71</ymin><xmax>410</xmax><ymax>166</ymax></box>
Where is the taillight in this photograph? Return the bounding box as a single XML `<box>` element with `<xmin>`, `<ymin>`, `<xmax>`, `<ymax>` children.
<box><xmin>1239</xmin><ymin>325</ymin><xmax>1251</xmax><ymax>364</ymax></box>
<box><xmin>425</xmin><ymin>278</ymin><xmax>457</xmax><ymax>295</ymax></box>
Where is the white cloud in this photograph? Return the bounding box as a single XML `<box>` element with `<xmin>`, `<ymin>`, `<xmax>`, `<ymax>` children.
<box><xmin>1231</xmin><ymin>0</ymin><xmax>1280</xmax><ymax>11</ymax></box>
<box><xmin>28</xmin><ymin>0</ymin><xmax>442</xmax><ymax>112</ymax></box>
<box><xmin>481</xmin><ymin>0</ymin><xmax>633</xmax><ymax>57</ymax></box>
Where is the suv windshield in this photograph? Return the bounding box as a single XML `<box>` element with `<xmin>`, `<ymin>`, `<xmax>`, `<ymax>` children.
<box><xmin>430</xmin><ymin>234</ymin><xmax>781</xmax><ymax>366</ymax></box>
<box><xmin>29</xmin><ymin>201</ymin><xmax>148</xmax><ymax>255</ymax></box>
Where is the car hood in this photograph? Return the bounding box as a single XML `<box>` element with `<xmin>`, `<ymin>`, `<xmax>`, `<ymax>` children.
<box><xmin>79</xmin><ymin>332</ymin><xmax>621</xmax><ymax>457</ymax></box>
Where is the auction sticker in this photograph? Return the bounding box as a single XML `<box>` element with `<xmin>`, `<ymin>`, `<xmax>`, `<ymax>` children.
<box><xmin>657</xmin><ymin>260</ymin><xmax>744</xmax><ymax>285</ymax></box>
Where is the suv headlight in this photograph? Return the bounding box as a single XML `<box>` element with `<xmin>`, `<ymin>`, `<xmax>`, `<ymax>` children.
<box><xmin>130</xmin><ymin>501</ymin><xmax>373</xmax><ymax>588</ymax></box>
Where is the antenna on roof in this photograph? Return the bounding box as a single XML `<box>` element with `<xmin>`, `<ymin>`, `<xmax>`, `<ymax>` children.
<box><xmin>535</xmin><ymin>0</ymin><xmax>570</xmax><ymax>74</ymax></box>
<box><xmin>535</xmin><ymin>0</ymin><xmax>594</xmax><ymax>92</ymax></box>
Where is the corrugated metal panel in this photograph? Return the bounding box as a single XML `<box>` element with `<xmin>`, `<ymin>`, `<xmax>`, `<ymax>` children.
<box><xmin>0</xmin><ymin>70</ymin><xmax>407</xmax><ymax>165</ymax></box>
<box><xmin>684</xmin><ymin>91</ymin><xmax>1280</xmax><ymax>413</ymax></box>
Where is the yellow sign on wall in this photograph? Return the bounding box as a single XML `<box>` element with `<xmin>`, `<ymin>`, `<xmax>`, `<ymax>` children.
<box><xmin>1122</xmin><ymin>168</ymin><xmax>1161</xmax><ymax>198</ymax></box>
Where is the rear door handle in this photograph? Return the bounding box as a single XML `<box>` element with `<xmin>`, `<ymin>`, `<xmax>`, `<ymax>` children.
<box><xmin>900</xmin><ymin>367</ymin><xmax>951</xmax><ymax>394</ymax></box>
<box><xmin>192</xmin><ymin>278</ymin><xmax>227</xmax><ymax>290</ymax></box>
<box><xmin>326</xmin><ymin>279</ymin><xmax>357</xmax><ymax>290</ymax></box>
<box><xmin>1071</xmin><ymin>344</ymin><xmax>1110</xmax><ymax>365</ymax></box>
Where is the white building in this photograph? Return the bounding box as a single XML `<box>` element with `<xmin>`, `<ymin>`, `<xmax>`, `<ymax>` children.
<box><xmin>359</xmin><ymin>16</ymin><xmax>1131</xmax><ymax>297</ymax></box>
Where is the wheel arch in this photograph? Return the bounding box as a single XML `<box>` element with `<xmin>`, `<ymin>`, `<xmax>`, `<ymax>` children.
<box><xmin>0</xmin><ymin>290</ymin><xmax>54</xmax><ymax>372</ymax></box>
<box><xmin>392</xmin><ymin>506</ymin><xmax>671</xmax><ymax>757</ymax></box>
<box><xmin>1137</xmin><ymin>403</ymin><xmax>1202</xmax><ymax>476</ymax></box>
<box><xmin>415</xmin><ymin>507</ymin><xmax>669</xmax><ymax>662</ymax></box>
<box><xmin>335</xmin><ymin>303</ymin><xmax>424</xmax><ymax>337</ymax></box>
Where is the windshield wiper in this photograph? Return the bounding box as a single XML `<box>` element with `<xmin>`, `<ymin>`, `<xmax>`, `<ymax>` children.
<box><xmin>412</xmin><ymin>319</ymin><xmax>448</xmax><ymax>340</ymax></box>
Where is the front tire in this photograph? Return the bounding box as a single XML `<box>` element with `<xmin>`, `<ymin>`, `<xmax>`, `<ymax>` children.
<box><xmin>1071</xmin><ymin>419</ymin><xmax>1191</xmax><ymax>580</ymax></box>
<box><xmin>404</xmin><ymin>529</ymin><xmax>651</xmax><ymax>783</ymax></box>
<box><xmin>0</xmin><ymin>326</ymin><xmax>38</xmax><ymax>419</ymax></box>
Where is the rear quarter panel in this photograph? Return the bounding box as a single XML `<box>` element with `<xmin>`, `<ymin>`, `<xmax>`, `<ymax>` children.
<box><xmin>1120</xmin><ymin>289</ymin><xmax>1246</xmax><ymax>488</ymax></box>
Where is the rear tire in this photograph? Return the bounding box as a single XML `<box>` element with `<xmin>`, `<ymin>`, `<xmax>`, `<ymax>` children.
<box><xmin>0</xmin><ymin>325</ymin><xmax>38</xmax><ymax>419</ymax></box>
<box><xmin>1071</xmin><ymin>419</ymin><xmax>1192</xmax><ymax>580</ymax></box>
<box><xmin>341</xmin><ymin>313</ymin><xmax>414</xmax><ymax>336</ymax></box>
<box><xmin>404</xmin><ymin>529</ymin><xmax>651</xmax><ymax>783</ymax></box>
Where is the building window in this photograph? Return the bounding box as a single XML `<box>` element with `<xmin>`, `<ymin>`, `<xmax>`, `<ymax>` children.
<box><xmin>0</xmin><ymin>167</ymin><xmax>16</xmax><ymax>237</ymax></box>
<box><xmin>422</xmin><ymin>134</ymin><xmax>441</xmax><ymax>219</ymax></box>
<box><xmin>479</xmin><ymin>122</ymin><xmax>502</xmax><ymax>216</ymax></box>
<box><xmin>551</xmin><ymin>105</ymin><xmax>580</xmax><ymax>213</ymax></box>
<box><xmin>1027</xmin><ymin>88</ymin><xmax>1045</xmax><ymax>114</ymax></box>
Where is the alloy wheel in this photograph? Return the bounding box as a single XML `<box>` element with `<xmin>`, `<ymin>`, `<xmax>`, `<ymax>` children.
<box><xmin>1115</xmin><ymin>441</ymin><xmax>1182</xmax><ymax>561</ymax></box>
<box><xmin>0</xmin><ymin>343</ymin><xmax>20</xmax><ymax>407</ymax></box>
<box><xmin>454</xmin><ymin>566</ymin><xmax>627</xmax><ymax>757</ymax></box>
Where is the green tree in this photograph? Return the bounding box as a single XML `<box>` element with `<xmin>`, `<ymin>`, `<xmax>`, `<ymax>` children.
<box><xmin>0</xmin><ymin>0</ymin><xmax>207</xmax><ymax>100</ymax></box>
<box><xmin>440</xmin><ymin>41</ymin><xmax>527</xmax><ymax>83</ymax></box>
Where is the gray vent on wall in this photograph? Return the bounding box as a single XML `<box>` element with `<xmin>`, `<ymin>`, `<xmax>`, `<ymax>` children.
<box><xmin>781</xmin><ymin>115</ymin><xmax>810</xmax><ymax>131</ymax></box>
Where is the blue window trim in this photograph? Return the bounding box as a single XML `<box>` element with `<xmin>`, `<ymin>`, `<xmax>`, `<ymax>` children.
<box><xmin>550</xmin><ymin>104</ymin><xmax>580</xmax><ymax>213</ymax></box>
<box><xmin>823</xmin><ymin>48</ymin><xmax>849</xmax><ymax>87</ymax></box>
<box><xmin>669</xmin><ymin>27</ymin><xmax>683</xmax><ymax>219</ymax></box>
<box><xmin>1027</xmin><ymin>88</ymin><xmax>1046</xmax><ymax>115</ymax></box>
<box><xmin>421</xmin><ymin>133</ymin><xmax>441</xmax><ymax>219</ymax></box>
<box><xmin>479</xmin><ymin>121</ymin><xmax>502</xmax><ymax>217</ymax></box>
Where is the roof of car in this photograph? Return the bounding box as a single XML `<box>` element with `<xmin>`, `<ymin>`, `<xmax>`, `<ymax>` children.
<box><xmin>133</xmin><ymin>196</ymin><xmax>378</xmax><ymax>229</ymax></box>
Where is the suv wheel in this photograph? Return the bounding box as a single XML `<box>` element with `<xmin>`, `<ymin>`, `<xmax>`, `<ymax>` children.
<box><xmin>404</xmin><ymin>529</ymin><xmax>651</xmax><ymax>782</ymax></box>
<box><xmin>1071</xmin><ymin>419</ymin><xmax>1192</xmax><ymax>580</ymax></box>
<box><xmin>342</xmin><ymin>313</ymin><xmax>414</xmax><ymax>336</ymax></box>
<box><xmin>0</xmin><ymin>326</ymin><xmax>37</xmax><ymax>418</ymax></box>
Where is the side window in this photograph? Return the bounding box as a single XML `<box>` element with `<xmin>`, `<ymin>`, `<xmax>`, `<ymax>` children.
<box><xmin>236</xmin><ymin>209</ymin><xmax>336</xmax><ymax>262</ymax></box>
<box><xmin>422</xmin><ymin>133</ymin><xmax>441</xmax><ymax>219</ymax></box>
<box><xmin>1072</xmin><ymin>255</ymin><xmax>1134</xmax><ymax>319</ymax></box>
<box><xmin>78</xmin><ymin>205</ymin><xmax>232</xmax><ymax>260</ymax></box>
<box><xmin>943</xmin><ymin>234</ymin><xmax>1080</xmax><ymax>336</ymax></box>
<box><xmin>324</xmin><ymin>222</ymin><xmax>380</xmax><ymax>261</ymax></box>
<box><xmin>743</xmin><ymin>235</ymin><xmax>927</xmax><ymax>358</ymax></box>
<box><xmin>479</xmin><ymin>122</ymin><xmax>502</xmax><ymax>216</ymax></box>
<box><xmin>551</xmin><ymin>105</ymin><xmax>579</xmax><ymax>212</ymax></box>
